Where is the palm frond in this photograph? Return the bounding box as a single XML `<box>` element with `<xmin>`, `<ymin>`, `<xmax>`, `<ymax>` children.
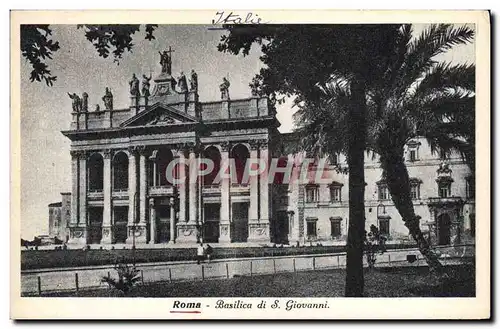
<box><xmin>392</xmin><ymin>24</ymin><xmax>475</xmax><ymax>100</ymax></box>
<box><xmin>413</xmin><ymin>62</ymin><xmax>475</xmax><ymax>100</ymax></box>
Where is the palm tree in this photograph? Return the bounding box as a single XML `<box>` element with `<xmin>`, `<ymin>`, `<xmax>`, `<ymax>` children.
<box><xmin>218</xmin><ymin>24</ymin><xmax>402</xmax><ymax>297</ymax></box>
<box><xmin>368</xmin><ymin>24</ymin><xmax>475</xmax><ymax>274</ymax></box>
<box><xmin>295</xmin><ymin>24</ymin><xmax>475</xmax><ymax>275</ymax></box>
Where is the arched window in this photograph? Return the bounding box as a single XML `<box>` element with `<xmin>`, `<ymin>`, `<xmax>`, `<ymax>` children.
<box><xmin>88</xmin><ymin>153</ymin><xmax>104</xmax><ymax>192</ymax></box>
<box><xmin>230</xmin><ymin>144</ymin><xmax>250</xmax><ymax>185</ymax></box>
<box><xmin>113</xmin><ymin>152</ymin><xmax>129</xmax><ymax>190</ymax></box>
<box><xmin>203</xmin><ymin>146</ymin><xmax>221</xmax><ymax>186</ymax></box>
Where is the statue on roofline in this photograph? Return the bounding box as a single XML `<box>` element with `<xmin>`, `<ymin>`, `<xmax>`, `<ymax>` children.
<box><xmin>68</xmin><ymin>92</ymin><xmax>82</xmax><ymax>112</ymax></box>
<box><xmin>129</xmin><ymin>73</ymin><xmax>140</xmax><ymax>97</ymax></box>
<box><xmin>159</xmin><ymin>47</ymin><xmax>174</xmax><ymax>75</ymax></box>
<box><xmin>142</xmin><ymin>74</ymin><xmax>152</xmax><ymax>97</ymax></box>
<box><xmin>220</xmin><ymin>77</ymin><xmax>230</xmax><ymax>100</ymax></box>
<box><xmin>81</xmin><ymin>92</ymin><xmax>88</xmax><ymax>112</ymax></box>
<box><xmin>102</xmin><ymin>87</ymin><xmax>113</xmax><ymax>110</ymax></box>
<box><xmin>190</xmin><ymin>69</ymin><xmax>198</xmax><ymax>91</ymax></box>
<box><xmin>178</xmin><ymin>71</ymin><xmax>188</xmax><ymax>93</ymax></box>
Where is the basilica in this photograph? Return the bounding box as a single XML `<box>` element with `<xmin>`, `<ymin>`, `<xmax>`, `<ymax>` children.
<box><xmin>49</xmin><ymin>51</ymin><xmax>475</xmax><ymax>247</ymax></box>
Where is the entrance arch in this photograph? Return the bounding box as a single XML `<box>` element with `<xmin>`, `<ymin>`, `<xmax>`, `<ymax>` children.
<box><xmin>437</xmin><ymin>213</ymin><xmax>451</xmax><ymax>245</ymax></box>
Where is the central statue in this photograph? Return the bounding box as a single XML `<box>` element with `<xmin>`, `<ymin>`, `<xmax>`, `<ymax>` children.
<box><xmin>159</xmin><ymin>46</ymin><xmax>174</xmax><ymax>75</ymax></box>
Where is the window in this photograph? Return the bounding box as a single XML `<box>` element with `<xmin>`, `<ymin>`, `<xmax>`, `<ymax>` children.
<box><xmin>378</xmin><ymin>184</ymin><xmax>389</xmax><ymax>200</ymax></box>
<box><xmin>330</xmin><ymin>153</ymin><xmax>338</xmax><ymax>165</ymax></box>
<box><xmin>379</xmin><ymin>218</ymin><xmax>390</xmax><ymax>236</ymax></box>
<box><xmin>466</xmin><ymin>177</ymin><xmax>475</xmax><ymax>199</ymax></box>
<box><xmin>406</xmin><ymin>140</ymin><xmax>420</xmax><ymax>162</ymax></box>
<box><xmin>409</xmin><ymin>150</ymin><xmax>417</xmax><ymax>162</ymax></box>
<box><xmin>438</xmin><ymin>181</ymin><xmax>451</xmax><ymax>198</ymax></box>
<box><xmin>329</xmin><ymin>183</ymin><xmax>342</xmax><ymax>202</ymax></box>
<box><xmin>305</xmin><ymin>185</ymin><xmax>319</xmax><ymax>203</ymax></box>
<box><xmin>409</xmin><ymin>179</ymin><xmax>421</xmax><ymax>200</ymax></box>
<box><xmin>306</xmin><ymin>218</ymin><xmax>317</xmax><ymax>238</ymax></box>
<box><xmin>330</xmin><ymin>217</ymin><xmax>342</xmax><ymax>238</ymax></box>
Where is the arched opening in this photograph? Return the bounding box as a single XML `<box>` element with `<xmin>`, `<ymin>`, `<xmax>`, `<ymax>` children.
<box><xmin>113</xmin><ymin>152</ymin><xmax>129</xmax><ymax>190</ymax></box>
<box><xmin>437</xmin><ymin>213</ymin><xmax>451</xmax><ymax>245</ymax></box>
<box><xmin>88</xmin><ymin>153</ymin><xmax>104</xmax><ymax>192</ymax></box>
<box><xmin>203</xmin><ymin>146</ymin><xmax>221</xmax><ymax>186</ymax></box>
<box><xmin>230</xmin><ymin>144</ymin><xmax>250</xmax><ymax>185</ymax></box>
<box><xmin>152</xmin><ymin>147</ymin><xmax>174</xmax><ymax>186</ymax></box>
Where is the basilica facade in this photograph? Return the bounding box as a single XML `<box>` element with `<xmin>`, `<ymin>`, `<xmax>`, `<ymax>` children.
<box><xmin>53</xmin><ymin>55</ymin><xmax>475</xmax><ymax>247</ymax></box>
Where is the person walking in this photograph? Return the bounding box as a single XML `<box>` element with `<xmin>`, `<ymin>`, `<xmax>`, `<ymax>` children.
<box><xmin>197</xmin><ymin>243</ymin><xmax>205</xmax><ymax>265</ymax></box>
<box><xmin>205</xmin><ymin>244</ymin><xmax>213</xmax><ymax>264</ymax></box>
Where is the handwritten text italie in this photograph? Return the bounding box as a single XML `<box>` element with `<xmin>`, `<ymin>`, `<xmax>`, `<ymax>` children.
<box><xmin>212</xmin><ymin>11</ymin><xmax>265</xmax><ymax>25</ymax></box>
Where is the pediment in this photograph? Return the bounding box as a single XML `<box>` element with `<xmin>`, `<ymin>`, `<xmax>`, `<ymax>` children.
<box><xmin>120</xmin><ymin>103</ymin><xmax>198</xmax><ymax>127</ymax></box>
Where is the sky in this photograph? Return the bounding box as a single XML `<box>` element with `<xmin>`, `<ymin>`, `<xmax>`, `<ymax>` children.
<box><xmin>19</xmin><ymin>24</ymin><xmax>475</xmax><ymax>239</ymax></box>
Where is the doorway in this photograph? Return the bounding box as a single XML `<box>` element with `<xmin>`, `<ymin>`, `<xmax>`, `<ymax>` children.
<box><xmin>87</xmin><ymin>207</ymin><xmax>103</xmax><ymax>244</ymax></box>
<box><xmin>113</xmin><ymin>206</ymin><xmax>128</xmax><ymax>243</ymax></box>
<box><xmin>203</xmin><ymin>203</ymin><xmax>220</xmax><ymax>243</ymax></box>
<box><xmin>437</xmin><ymin>213</ymin><xmax>451</xmax><ymax>245</ymax></box>
<box><xmin>156</xmin><ymin>205</ymin><xmax>171</xmax><ymax>243</ymax></box>
<box><xmin>231</xmin><ymin>202</ymin><xmax>249</xmax><ymax>242</ymax></box>
<box><xmin>273</xmin><ymin>211</ymin><xmax>289</xmax><ymax>244</ymax></box>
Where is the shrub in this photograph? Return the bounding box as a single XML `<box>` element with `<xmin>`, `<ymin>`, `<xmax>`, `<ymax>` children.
<box><xmin>101</xmin><ymin>262</ymin><xmax>141</xmax><ymax>296</ymax></box>
<box><xmin>364</xmin><ymin>224</ymin><xmax>387</xmax><ymax>269</ymax></box>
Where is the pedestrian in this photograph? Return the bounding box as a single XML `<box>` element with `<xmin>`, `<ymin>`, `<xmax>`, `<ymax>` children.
<box><xmin>197</xmin><ymin>243</ymin><xmax>205</xmax><ymax>265</ymax></box>
<box><xmin>205</xmin><ymin>244</ymin><xmax>213</xmax><ymax>263</ymax></box>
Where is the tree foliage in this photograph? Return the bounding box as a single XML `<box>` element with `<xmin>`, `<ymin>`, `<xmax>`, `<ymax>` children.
<box><xmin>20</xmin><ymin>24</ymin><xmax>158</xmax><ymax>86</ymax></box>
<box><xmin>218</xmin><ymin>25</ymin><xmax>401</xmax><ymax>106</ymax></box>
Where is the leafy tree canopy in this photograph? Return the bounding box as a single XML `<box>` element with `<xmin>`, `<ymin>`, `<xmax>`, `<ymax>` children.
<box><xmin>20</xmin><ymin>24</ymin><xmax>158</xmax><ymax>86</ymax></box>
<box><xmin>218</xmin><ymin>24</ymin><xmax>402</xmax><ymax>106</ymax></box>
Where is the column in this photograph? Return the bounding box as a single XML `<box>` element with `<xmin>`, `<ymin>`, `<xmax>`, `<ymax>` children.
<box><xmin>135</xmin><ymin>146</ymin><xmax>148</xmax><ymax>244</ymax></box>
<box><xmin>177</xmin><ymin>150</ymin><xmax>187</xmax><ymax>223</ymax></box>
<box><xmin>149</xmin><ymin>198</ymin><xmax>156</xmax><ymax>244</ymax></box>
<box><xmin>101</xmin><ymin>149</ymin><xmax>113</xmax><ymax>244</ymax></box>
<box><xmin>68</xmin><ymin>150</ymin><xmax>86</xmax><ymax>244</ymax></box>
<box><xmin>176</xmin><ymin>143</ymin><xmax>198</xmax><ymax>243</ymax></box>
<box><xmin>169</xmin><ymin>197</ymin><xmax>176</xmax><ymax>244</ymax></box>
<box><xmin>249</xmin><ymin>142</ymin><xmax>259</xmax><ymax>222</ymax></box>
<box><xmin>139</xmin><ymin>148</ymin><xmax>147</xmax><ymax>224</ymax></box>
<box><xmin>70</xmin><ymin>151</ymin><xmax>79</xmax><ymax>225</ymax></box>
<box><xmin>249</xmin><ymin>140</ymin><xmax>270</xmax><ymax>243</ymax></box>
<box><xmin>79</xmin><ymin>152</ymin><xmax>87</xmax><ymax>227</ymax></box>
<box><xmin>188</xmin><ymin>147</ymin><xmax>197</xmax><ymax>225</ymax></box>
<box><xmin>126</xmin><ymin>147</ymin><xmax>138</xmax><ymax>244</ymax></box>
<box><xmin>219</xmin><ymin>143</ymin><xmax>231</xmax><ymax>242</ymax></box>
<box><xmin>259</xmin><ymin>143</ymin><xmax>270</xmax><ymax>222</ymax></box>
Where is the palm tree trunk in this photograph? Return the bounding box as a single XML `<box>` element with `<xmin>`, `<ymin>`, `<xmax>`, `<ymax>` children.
<box><xmin>379</xmin><ymin>149</ymin><xmax>444</xmax><ymax>275</ymax></box>
<box><xmin>345</xmin><ymin>81</ymin><xmax>367</xmax><ymax>297</ymax></box>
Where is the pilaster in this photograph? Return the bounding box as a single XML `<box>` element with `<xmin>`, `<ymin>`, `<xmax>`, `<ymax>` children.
<box><xmin>219</xmin><ymin>142</ymin><xmax>231</xmax><ymax>242</ymax></box>
<box><xmin>149</xmin><ymin>198</ymin><xmax>156</xmax><ymax>244</ymax></box>
<box><xmin>169</xmin><ymin>197</ymin><xmax>176</xmax><ymax>244</ymax></box>
<box><xmin>176</xmin><ymin>144</ymin><xmax>198</xmax><ymax>243</ymax></box>
<box><xmin>101</xmin><ymin>149</ymin><xmax>113</xmax><ymax>244</ymax></box>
